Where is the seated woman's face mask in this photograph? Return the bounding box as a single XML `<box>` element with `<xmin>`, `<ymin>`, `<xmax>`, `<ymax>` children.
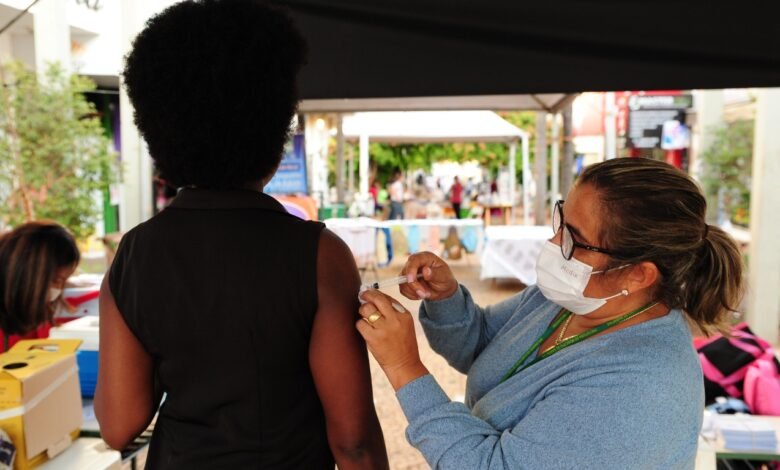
<box><xmin>48</xmin><ymin>287</ymin><xmax>63</xmax><ymax>302</ymax></box>
<box><xmin>535</xmin><ymin>241</ymin><xmax>629</xmax><ymax>315</ymax></box>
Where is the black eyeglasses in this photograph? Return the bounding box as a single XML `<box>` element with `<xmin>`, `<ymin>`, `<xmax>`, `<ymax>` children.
<box><xmin>552</xmin><ymin>200</ymin><xmax>618</xmax><ymax>260</ymax></box>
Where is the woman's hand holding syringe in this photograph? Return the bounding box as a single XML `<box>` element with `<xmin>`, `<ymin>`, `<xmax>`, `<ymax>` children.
<box><xmin>360</xmin><ymin>252</ymin><xmax>459</xmax><ymax>302</ymax></box>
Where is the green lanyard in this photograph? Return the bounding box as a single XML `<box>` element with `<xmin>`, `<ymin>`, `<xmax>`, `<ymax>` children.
<box><xmin>500</xmin><ymin>302</ymin><xmax>656</xmax><ymax>383</ymax></box>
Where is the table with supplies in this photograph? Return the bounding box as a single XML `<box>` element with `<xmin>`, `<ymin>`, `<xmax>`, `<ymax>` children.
<box><xmin>480</xmin><ymin>225</ymin><xmax>552</xmax><ymax>285</ymax></box>
<box><xmin>696</xmin><ymin>412</ymin><xmax>780</xmax><ymax>469</ymax></box>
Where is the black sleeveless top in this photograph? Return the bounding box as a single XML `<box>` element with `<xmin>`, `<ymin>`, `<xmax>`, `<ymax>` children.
<box><xmin>109</xmin><ymin>189</ymin><xmax>332</xmax><ymax>469</ymax></box>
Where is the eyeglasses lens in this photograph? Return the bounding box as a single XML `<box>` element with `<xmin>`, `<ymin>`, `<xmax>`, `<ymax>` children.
<box><xmin>552</xmin><ymin>203</ymin><xmax>562</xmax><ymax>234</ymax></box>
<box><xmin>561</xmin><ymin>225</ymin><xmax>574</xmax><ymax>260</ymax></box>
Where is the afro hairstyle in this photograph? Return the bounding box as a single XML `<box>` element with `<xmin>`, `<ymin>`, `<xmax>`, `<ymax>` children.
<box><xmin>123</xmin><ymin>0</ymin><xmax>307</xmax><ymax>189</ymax></box>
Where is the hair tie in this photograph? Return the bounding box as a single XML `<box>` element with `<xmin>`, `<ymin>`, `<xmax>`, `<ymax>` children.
<box><xmin>702</xmin><ymin>224</ymin><xmax>709</xmax><ymax>241</ymax></box>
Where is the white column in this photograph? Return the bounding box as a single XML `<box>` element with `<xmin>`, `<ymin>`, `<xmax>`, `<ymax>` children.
<box><xmin>551</xmin><ymin>113</ymin><xmax>560</xmax><ymax>205</ymax></box>
<box><xmin>522</xmin><ymin>135</ymin><xmax>531</xmax><ymax>226</ymax></box>
<box><xmin>359</xmin><ymin>134</ymin><xmax>369</xmax><ymax>195</ymax></box>
<box><xmin>118</xmin><ymin>0</ymin><xmax>155</xmax><ymax>230</ymax></box>
<box><xmin>604</xmin><ymin>92</ymin><xmax>617</xmax><ymax>159</ymax></box>
<box><xmin>32</xmin><ymin>0</ymin><xmax>71</xmax><ymax>74</ymax></box>
<box><xmin>691</xmin><ymin>90</ymin><xmax>724</xmax><ymax>179</ymax></box>
<box><xmin>507</xmin><ymin>140</ymin><xmax>517</xmax><ymax>223</ymax></box>
<box><xmin>0</xmin><ymin>34</ymin><xmax>12</xmax><ymax>63</ymax></box>
<box><xmin>747</xmin><ymin>88</ymin><xmax>780</xmax><ymax>344</ymax></box>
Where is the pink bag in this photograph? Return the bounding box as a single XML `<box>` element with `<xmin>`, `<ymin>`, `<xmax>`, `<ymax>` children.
<box><xmin>743</xmin><ymin>352</ymin><xmax>780</xmax><ymax>416</ymax></box>
<box><xmin>696</xmin><ymin>323</ymin><xmax>780</xmax><ymax>415</ymax></box>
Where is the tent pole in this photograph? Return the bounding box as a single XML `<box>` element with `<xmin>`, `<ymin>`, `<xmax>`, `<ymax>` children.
<box><xmin>522</xmin><ymin>134</ymin><xmax>531</xmax><ymax>226</ymax></box>
<box><xmin>335</xmin><ymin>114</ymin><xmax>345</xmax><ymax>203</ymax></box>
<box><xmin>359</xmin><ymin>133</ymin><xmax>369</xmax><ymax>196</ymax></box>
<box><xmin>561</xmin><ymin>105</ymin><xmax>574</xmax><ymax>198</ymax></box>
<box><xmin>551</xmin><ymin>113</ymin><xmax>560</xmax><ymax>207</ymax></box>
<box><xmin>534</xmin><ymin>113</ymin><xmax>548</xmax><ymax>225</ymax></box>
<box><xmin>508</xmin><ymin>140</ymin><xmax>517</xmax><ymax>224</ymax></box>
<box><xmin>348</xmin><ymin>146</ymin><xmax>355</xmax><ymax>194</ymax></box>
<box><xmin>604</xmin><ymin>92</ymin><xmax>617</xmax><ymax>159</ymax></box>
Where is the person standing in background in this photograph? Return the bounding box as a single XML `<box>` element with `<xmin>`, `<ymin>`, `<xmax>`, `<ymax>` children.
<box><xmin>388</xmin><ymin>170</ymin><xmax>405</xmax><ymax>220</ymax></box>
<box><xmin>450</xmin><ymin>176</ymin><xmax>463</xmax><ymax>219</ymax></box>
<box><xmin>369</xmin><ymin>179</ymin><xmax>381</xmax><ymax>216</ymax></box>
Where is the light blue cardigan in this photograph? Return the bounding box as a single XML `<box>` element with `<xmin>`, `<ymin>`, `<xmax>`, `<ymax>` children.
<box><xmin>396</xmin><ymin>285</ymin><xmax>703</xmax><ymax>469</ymax></box>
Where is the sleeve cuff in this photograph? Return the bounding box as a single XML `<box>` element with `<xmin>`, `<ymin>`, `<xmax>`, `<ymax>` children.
<box><xmin>419</xmin><ymin>285</ymin><xmax>469</xmax><ymax>325</ymax></box>
<box><xmin>396</xmin><ymin>374</ymin><xmax>451</xmax><ymax>423</ymax></box>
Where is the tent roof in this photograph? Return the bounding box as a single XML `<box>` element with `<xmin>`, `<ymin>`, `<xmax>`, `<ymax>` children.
<box><xmin>273</xmin><ymin>0</ymin><xmax>780</xmax><ymax>100</ymax></box>
<box><xmin>300</xmin><ymin>94</ymin><xmax>576</xmax><ymax>113</ymax></box>
<box><xmin>341</xmin><ymin>111</ymin><xmax>527</xmax><ymax>143</ymax></box>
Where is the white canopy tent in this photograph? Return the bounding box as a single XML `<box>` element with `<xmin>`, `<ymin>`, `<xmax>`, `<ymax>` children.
<box><xmin>340</xmin><ymin>111</ymin><xmax>532</xmax><ymax>224</ymax></box>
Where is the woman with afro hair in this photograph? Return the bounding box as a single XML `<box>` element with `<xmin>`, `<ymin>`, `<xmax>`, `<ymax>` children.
<box><xmin>94</xmin><ymin>1</ymin><xmax>388</xmax><ymax>468</ymax></box>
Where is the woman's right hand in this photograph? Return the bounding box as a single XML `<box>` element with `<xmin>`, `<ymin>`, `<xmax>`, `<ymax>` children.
<box><xmin>399</xmin><ymin>252</ymin><xmax>458</xmax><ymax>301</ymax></box>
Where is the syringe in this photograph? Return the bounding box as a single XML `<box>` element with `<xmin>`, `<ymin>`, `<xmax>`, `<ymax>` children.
<box><xmin>362</xmin><ymin>272</ymin><xmax>423</xmax><ymax>290</ymax></box>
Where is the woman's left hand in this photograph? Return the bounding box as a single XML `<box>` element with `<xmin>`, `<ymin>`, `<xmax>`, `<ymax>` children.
<box><xmin>356</xmin><ymin>289</ymin><xmax>429</xmax><ymax>391</ymax></box>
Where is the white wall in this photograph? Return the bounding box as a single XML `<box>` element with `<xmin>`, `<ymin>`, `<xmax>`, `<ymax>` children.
<box><xmin>71</xmin><ymin>0</ymin><xmax>121</xmax><ymax>77</ymax></box>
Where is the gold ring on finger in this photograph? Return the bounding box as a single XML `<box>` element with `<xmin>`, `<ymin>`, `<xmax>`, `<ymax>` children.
<box><xmin>367</xmin><ymin>312</ymin><xmax>382</xmax><ymax>324</ymax></box>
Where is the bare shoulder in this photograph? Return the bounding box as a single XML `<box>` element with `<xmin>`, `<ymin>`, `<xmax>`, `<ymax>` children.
<box><xmin>317</xmin><ymin>228</ymin><xmax>360</xmax><ymax>285</ymax></box>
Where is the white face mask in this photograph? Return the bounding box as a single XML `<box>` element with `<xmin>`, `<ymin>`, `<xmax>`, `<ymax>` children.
<box><xmin>535</xmin><ymin>241</ymin><xmax>628</xmax><ymax>315</ymax></box>
<box><xmin>48</xmin><ymin>287</ymin><xmax>62</xmax><ymax>303</ymax></box>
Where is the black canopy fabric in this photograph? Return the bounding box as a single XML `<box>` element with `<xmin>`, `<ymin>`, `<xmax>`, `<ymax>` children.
<box><xmin>271</xmin><ymin>0</ymin><xmax>780</xmax><ymax>100</ymax></box>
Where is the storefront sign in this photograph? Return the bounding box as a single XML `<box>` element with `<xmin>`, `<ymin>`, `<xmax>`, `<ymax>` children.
<box><xmin>627</xmin><ymin>94</ymin><xmax>692</xmax><ymax>149</ymax></box>
<box><xmin>628</xmin><ymin>94</ymin><xmax>693</xmax><ymax>110</ymax></box>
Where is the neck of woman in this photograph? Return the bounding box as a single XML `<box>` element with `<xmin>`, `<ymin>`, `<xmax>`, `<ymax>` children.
<box><xmin>573</xmin><ymin>299</ymin><xmax>669</xmax><ymax>330</ymax></box>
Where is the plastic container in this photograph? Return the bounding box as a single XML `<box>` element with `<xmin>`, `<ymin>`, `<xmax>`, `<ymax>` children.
<box><xmin>49</xmin><ymin>316</ymin><xmax>100</xmax><ymax>397</ymax></box>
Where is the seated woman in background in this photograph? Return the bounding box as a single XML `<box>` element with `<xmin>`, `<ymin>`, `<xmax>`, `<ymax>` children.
<box><xmin>94</xmin><ymin>1</ymin><xmax>388</xmax><ymax>469</ymax></box>
<box><xmin>0</xmin><ymin>221</ymin><xmax>80</xmax><ymax>350</ymax></box>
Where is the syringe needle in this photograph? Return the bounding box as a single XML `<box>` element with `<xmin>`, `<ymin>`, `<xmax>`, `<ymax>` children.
<box><xmin>364</xmin><ymin>273</ymin><xmax>423</xmax><ymax>290</ymax></box>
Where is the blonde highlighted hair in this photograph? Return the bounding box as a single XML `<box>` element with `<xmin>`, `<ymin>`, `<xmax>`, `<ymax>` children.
<box><xmin>579</xmin><ymin>158</ymin><xmax>743</xmax><ymax>335</ymax></box>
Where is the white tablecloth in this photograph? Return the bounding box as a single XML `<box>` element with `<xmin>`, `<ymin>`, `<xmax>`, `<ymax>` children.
<box><xmin>480</xmin><ymin>225</ymin><xmax>553</xmax><ymax>285</ymax></box>
<box><xmin>324</xmin><ymin>218</ymin><xmax>485</xmax><ymax>267</ymax></box>
<box><xmin>324</xmin><ymin>218</ymin><xmax>378</xmax><ymax>268</ymax></box>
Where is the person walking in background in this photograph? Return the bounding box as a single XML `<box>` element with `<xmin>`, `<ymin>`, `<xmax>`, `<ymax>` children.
<box><xmin>0</xmin><ymin>222</ymin><xmax>80</xmax><ymax>350</ymax></box>
<box><xmin>356</xmin><ymin>158</ymin><xmax>743</xmax><ymax>469</ymax></box>
<box><xmin>94</xmin><ymin>2</ymin><xmax>388</xmax><ymax>468</ymax></box>
<box><xmin>369</xmin><ymin>178</ymin><xmax>380</xmax><ymax>215</ymax></box>
<box><xmin>388</xmin><ymin>170</ymin><xmax>405</xmax><ymax>220</ymax></box>
<box><xmin>377</xmin><ymin>185</ymin><xmax>390</xmax><ymax>219</ymax></box>
<box><xmin>450</xmin><ymin>176</ymin><xmax>463</xmax><ymax>219</ymax></box>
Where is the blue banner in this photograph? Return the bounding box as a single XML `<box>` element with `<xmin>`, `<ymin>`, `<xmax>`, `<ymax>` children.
<box><xmin>264</xmin><ymin>134</ymin><xmax>307</xmax><ymax>194</ymax></box>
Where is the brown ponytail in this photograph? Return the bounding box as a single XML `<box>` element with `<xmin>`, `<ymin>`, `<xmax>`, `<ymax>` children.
<box><xmin>683</xmin><ymin>225</ymin><xmax>744</xmax><ymax>334</ymax></box>
<box><xmin>579</xmin><ymin>158</ymin><xmax>744</xmax><ymax>335</ymax></box>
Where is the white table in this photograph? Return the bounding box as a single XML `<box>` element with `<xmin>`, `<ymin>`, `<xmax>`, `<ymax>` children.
<box><xmin>480</xmin><ymin>225</ymin><xmax>553</xmax><ymax>285</ymax></box>
<box><xmin>324</xmin><ymin>218</ymin><xmax>378</xmax><ymax>269</ymax></box>
<box><xmin>701</xmin><ymin>414</ymin><xmax>780</xmax><ymax>462</ymax></box>
<box><xmin>39</xmin><ymin>438</ymin><xmax>121</xmax><ymax>470</ymax></box>
<box><xmin>324</xmin><ymin>218</ymin><xmax>485</xmax><ymax>270</ymax></box>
